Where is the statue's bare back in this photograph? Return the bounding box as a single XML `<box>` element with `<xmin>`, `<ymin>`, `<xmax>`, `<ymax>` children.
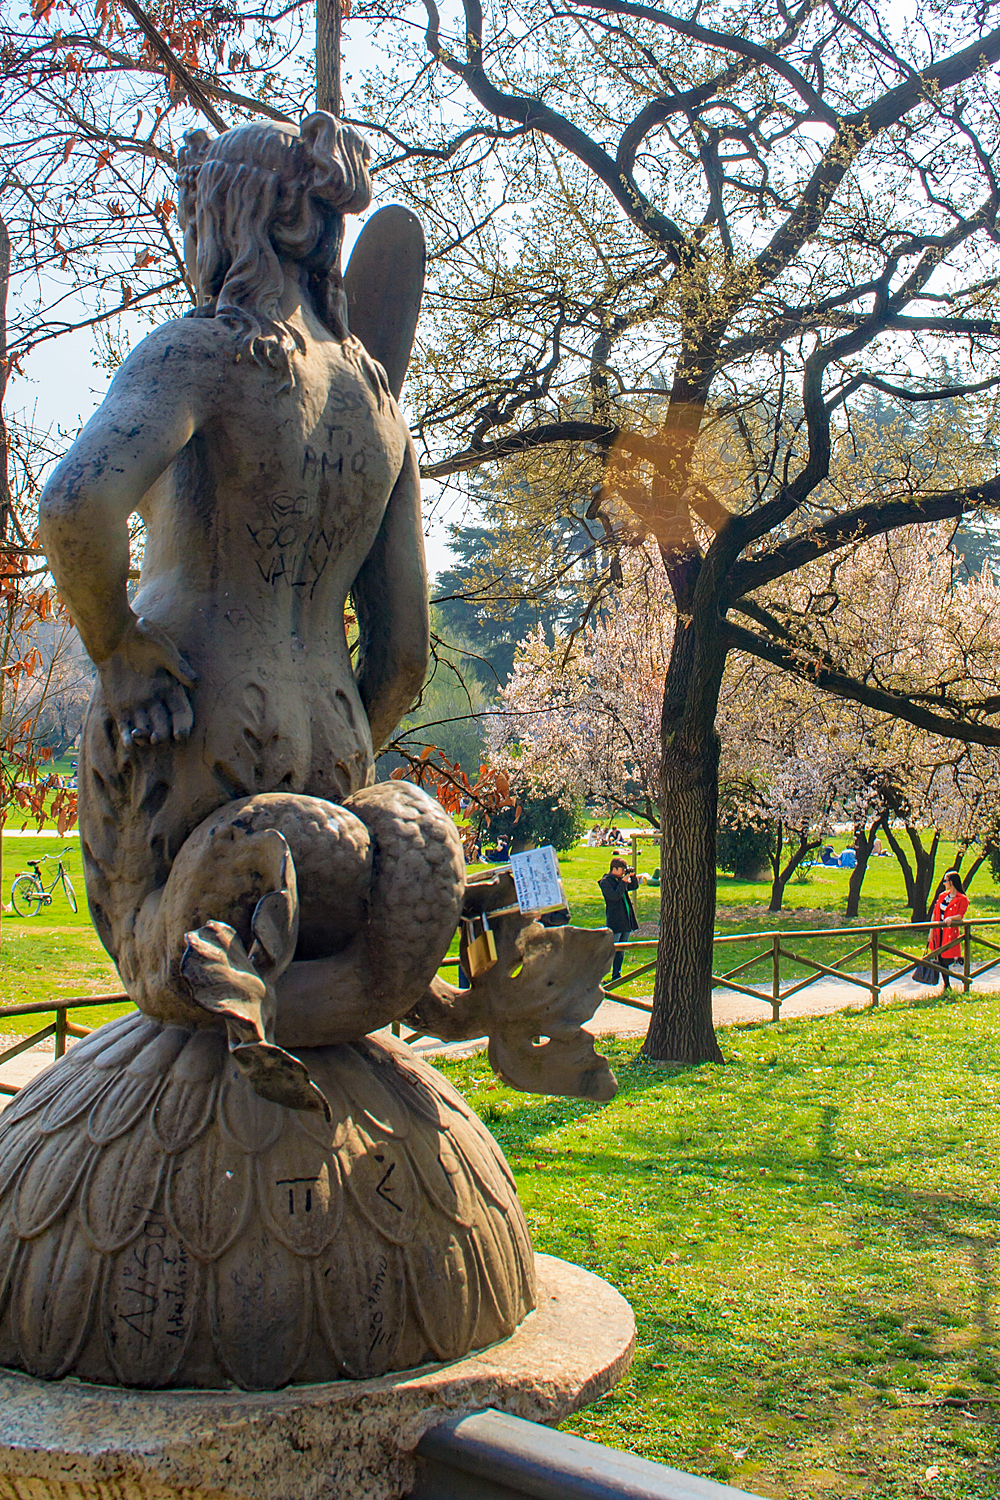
<box><xmin>130</xmin><ymin>313</ymin><xmax>410</xmax><ymax>806</ymax></box>
<box><xmin>40</xmin><ymin>117</ymin><xmax>445</xmax><ymax>1057</ymax></box>
<box><xmin>1</xmin><ymin>109</ymin><xmax>612</xmax><ymax>1398</ymax></box>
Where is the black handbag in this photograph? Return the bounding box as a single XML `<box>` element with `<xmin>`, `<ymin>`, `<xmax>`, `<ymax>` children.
<box><xmin>914</xmin><ymin>962</ymin><xmax>939</xmax><ymax>984</ymax></box>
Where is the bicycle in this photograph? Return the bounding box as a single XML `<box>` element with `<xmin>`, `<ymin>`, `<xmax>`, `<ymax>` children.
<box><xmin>10</xmin><ymin>851</ymin><xmax>79</xmax><ymax>917</ymax></box>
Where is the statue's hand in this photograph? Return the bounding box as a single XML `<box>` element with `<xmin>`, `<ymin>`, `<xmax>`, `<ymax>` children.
<box><xmin>99</xmin><ymin>616</ymin><xmax>197</xmax><ymax>749</ymax></box>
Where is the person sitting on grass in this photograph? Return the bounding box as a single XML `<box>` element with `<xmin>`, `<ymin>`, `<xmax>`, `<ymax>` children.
<box><xmin>598</xmin><ymin>856</ymin><xmax>639</xmax><ymax>984</ymax></box>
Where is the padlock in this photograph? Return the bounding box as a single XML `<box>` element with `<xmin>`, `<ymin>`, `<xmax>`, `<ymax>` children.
<box><xmin>462</xmin><ymin>910</ymin><xmax>497</xmax><ymax>979</ymax></box>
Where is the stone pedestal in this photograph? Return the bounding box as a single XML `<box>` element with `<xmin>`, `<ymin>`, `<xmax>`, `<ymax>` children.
<box><xmin>0</xmin><ymin>1254</ymin><xmax>634</xmax><ymax>1500</ymax></box>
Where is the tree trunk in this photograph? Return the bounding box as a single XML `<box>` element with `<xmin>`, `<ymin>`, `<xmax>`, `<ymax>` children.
<box><xmin>955</xmin><ymin>841</ymin><xmax>995</xmax><ymax>892</ymax></box>
<box><xmin>642</xmin><ymin>729</ymin><xmax>724</xmax><ymax>1064</ymax></box>
<box><xmin>768</xmin><ymin>825</ymin><xmax>816</xmax><ymax>912</ymax></box>
<box><xmin>316</xmin><ymin>0</ymin><xmax>341</xmax><ymax>115</ymax></box>
<box><xmin>767</xmin><ymin>820</ymin><xmax>783</xmax><ymax>911</ymax></box>
<box><xmin>845</xmin><ymin>819</ymin><xmax>878</xmax><ymax>919</ymax></box>
<box><xmin>642</xmin><ymin>586</ymin><xmax>727</xmax><ymax>1066</ymax></box>
<box><xmin>880</xmin><ymin>818</ymin><xmax>916</xmax><ymax>910</ymax></box>
<box><xmin>907</xmin><ymin>825</ymin><xmax>939</xmax><ymax>925</ymax></box>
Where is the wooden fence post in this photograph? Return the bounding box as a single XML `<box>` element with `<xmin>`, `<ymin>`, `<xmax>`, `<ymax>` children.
<box><xmin>54</xmin><ymin>1006</ymin><xmax>67</xmax><ymax>1059</ymax></box>
<box><xmin>771</xmin><ymin>932</ymin><xmax>780</xmax><ymax>1023</ymax></box>
<box><xmin>870</xmin><ymin>930</ymin><xmax>879</xmax><ymax>1008</ymax></box>
<box><xmin>964</xmin><ymin>923</ymin><xmax>972</xmax><ymax>994</ymax></box>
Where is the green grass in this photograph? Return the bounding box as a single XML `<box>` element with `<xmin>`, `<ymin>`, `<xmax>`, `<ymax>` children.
<box><xmin>439</xmin><ymin>994</ymin><xmax>1000</xmax><ymax>1497</ymax></box>
<box><xmin>2</xmin><ymin>827</ymin><xmax>993</xmax><ymax>1028</ymax></box>
<box><xmin>0</xmin><ymin>834</ymin><xmax>125</xmax><ymax>1032</ymax></box>
<box><xmin>3</xmin><ymin>821</ymin><xmax>1000</xmax><ymax>1494</ymax></box>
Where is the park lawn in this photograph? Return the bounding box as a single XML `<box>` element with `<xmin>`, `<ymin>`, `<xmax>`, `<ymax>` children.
<box><xmin>0</xmin><ymin>834</ymin><xmax>126</xmax><ymax>1034</ymax></box>
<box><xmin>561</xmin><ymin>839</ymin><xmax>1000</xmax><ymax>1002</ymax></box>
<box><xmin>4</xmin><ymin>825</ymin><xmax>1000</xmax><ymax>1028</ymax></box>
<box><xmin>438</xmin><ymin>992</ymin><xmax>1000</xmax><ymax>1499</ymax></box>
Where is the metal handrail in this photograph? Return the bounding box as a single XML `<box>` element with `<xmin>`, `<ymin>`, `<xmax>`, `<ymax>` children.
<box><xmin>409</xmin><ymin>1408</ymin><xmax>760</xmax><ymax>1500</ymax></box>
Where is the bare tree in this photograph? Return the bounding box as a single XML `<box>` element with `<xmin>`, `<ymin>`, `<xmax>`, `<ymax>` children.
<box><xmin>356</xmin><ymin>0</ymin><xmax>1000</xmax><ymax>1061</ymax></box>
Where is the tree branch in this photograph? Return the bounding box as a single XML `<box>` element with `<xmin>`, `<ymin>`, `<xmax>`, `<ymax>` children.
<box><xmin>421</xmin><ymin>0</ymin><xmax>690</xmax><ymax>258</ymax></box>
<box><xmin>723</xmin><ymin>618</ymin><xmax>1000</xmax><ymax>747</ymax></box>
<box><xmin>726</xmin><ymin>483</ymin><xmax>1000</xmax><ymax>601</ymax></box>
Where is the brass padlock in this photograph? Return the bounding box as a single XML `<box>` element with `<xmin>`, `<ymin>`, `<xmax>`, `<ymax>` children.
<box><xmin>463</xmin><ymin>910</ymin><xmax>497</xmax><ymax>979</ymax></box>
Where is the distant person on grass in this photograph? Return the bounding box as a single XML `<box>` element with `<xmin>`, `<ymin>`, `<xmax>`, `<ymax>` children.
<box><xmin>599</xmin><ymin>856</ymin><xmax>639</xmax><ymax>983</ymax></box>
<box><xmin>928</xmin><ymin>870</ymin><xmax>969</xmax><ymax>992</ymax></box>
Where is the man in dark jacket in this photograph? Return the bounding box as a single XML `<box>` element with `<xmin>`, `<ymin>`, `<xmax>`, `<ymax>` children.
<box><xmin>599</xmin><ymin>857</ymin><xmax>639</xmax><ymax>982</ymax></box>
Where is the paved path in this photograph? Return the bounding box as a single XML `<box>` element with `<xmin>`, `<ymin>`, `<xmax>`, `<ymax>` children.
<box><xmin>7</xmin><ymin>961</ymin><xmax>998</xmax><ymax>1104</ymax></box>
<box><xmin>1</xmin><ymin>829</ymin><xmax>67</xmax><ymax>838</ymax></box>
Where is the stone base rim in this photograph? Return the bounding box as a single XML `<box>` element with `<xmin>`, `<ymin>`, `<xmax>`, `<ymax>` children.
<box><xmin>0</xmin><ymin>1253</ymin><xmax>635</xmax><ymax>1500</ymax></box>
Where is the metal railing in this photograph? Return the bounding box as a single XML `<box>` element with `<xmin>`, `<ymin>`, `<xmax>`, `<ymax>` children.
<box><xmin>0</xmin><ymin>992</ymin><xmax>129</xmax><ymax>1094</ymax></box>
<box><xmin>408</xmin><ymin>1409</ymin><xmax>759</xmax><ymax>1500</ymax></box>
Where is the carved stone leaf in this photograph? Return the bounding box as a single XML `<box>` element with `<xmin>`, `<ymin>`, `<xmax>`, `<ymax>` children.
<box><xmin>448</xmin><ymin>1128</ymin><xmax>517</xmax><ymax>1213</ymax></box>
<box><xmin>80</xmin><ymin>1126</ymin><xmax>167</xmax><ymax>1253</ymax></box>
<box><xmin>229</xmin><ymin>1040</ymin><xmax>331</xmax><ymax>1119</ymax></box>
<box><xmin>217</xmin><ymin>1058</ymin><xmax>287</xmax><ymax>1153</ymax></box>
<box><xmin>180</xmin><ymin>921</ymin><xmax>269</xmax><ymax>1042</ymax></box>
<box><xmin>255</xmin><ymin>1139</ymin><xmax>343</xmax><ymax>1256</ymax></box>
<box><xmin>165</xmin><ymin>1128</ymin><xmax>253</xmax><ymax>1261</ymax></box>
<box><xmin>504</xmin><ymin>1190</ymin><xmax>536</xmax><ymax>1288</ymax></box>
<box><xmin>87</xmin><ymin>1067</ymin><xmax>166</xmax><ymax>1146</ymax></box>
<box><xmin>403</xmin><ymin>1125</ymin><xmax>477</xmax><ymax>1229</ymax></box>
<box><xmin>124</xmin><ymin>1024</ymin><xmax>192</xmax><ymax>1080</ymax></box>
<box><xmin>0</xmin><ymin>1214</ymin><xmax>21</xmax><ymax>1326</ymax></box>
<box><xmin>150</xmin><ymin>1031</ymin><xmax>226</xmax><ymax>1154</ymax></box>
<box><xmin>312</xmin><ymin>1239</ymin><xmax>407</xmax><ymax>1379</ymax></box>
<box><xmin>210</xmin><ymin>1227</ymin><xmax>311</xmax><ymax>1390</ymax></box>
<box><xmin>13</xmin><ymin>1127</ymin><xmax>97</xmax><ymax>1239</ymax></box>
<box><xmin>0</xmin><ymin>1042</ymin><xmax>111</xmax><ymax>1135</ymax></box>
<box><xmin>338</xmin><ymin>1123</ymin><xmax>420</xmax><ymax>1246</ymax></box>
<box><xmin>247</xmin><ymin>876</ymin><xmax>298</xmax><ymax>981</ymax></box>
<box><xmin>58</xmin><ymin>1009</ymin><xmax>147</xmax><ymax>1068</ymax></box>
<box><xmin>12</xmin><ymin>1215</ymin><xmax>102</xmax><ymax>1378</ymax></box>
<box><xmin>0</xmin><ymin>1127</ymin><xmax>39</xmax><ymax>1205</ymax></box>
<box><xmin>472</xmin><ymin>1204</ymin><xmax>534</xmax><ymax>1340</ymax></box>
<box><xmin>92</xmin><ymin>1016</ymin><xmax>163</xmax><ymax>1072</ymax></box>
<box><xmin>313</xmin><ymin>1042</ymin><xmax>412</xmax><ymax>1140</ymax></box>
<box><xmin>289</xmin><ymin>1075</ymin><xmax>352</xmax><ymax>1151</ymax></box>
<box><xmin>102</xmin><ymin>1219</ymin><xmax>202</xmax><ymax>1386</ymax></box>
<box><xmin>36</xmin><ymin>1062</ymin><xmax>119</xmax><ymax>1137</ymax></box>
<box><xmin>377</xmin><ymin>1046</ymin><xmax>451</xmax><ymax>1128</ymax></box>
<box><xmin>404</xmin><ymin>1228</ymin><xmax>480</xmax><ymax>1363</ymax></box>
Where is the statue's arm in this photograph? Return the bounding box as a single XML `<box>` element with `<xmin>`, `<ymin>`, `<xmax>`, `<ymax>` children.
<box><xmin>39</xmin><ymin>327</ymin><xmax>204</xmax><ymax>746</ymax></box>
<box><xmin>351</xmin><ymin>436</ymin><xmax>429</xmax><ymax>750</ymax></box>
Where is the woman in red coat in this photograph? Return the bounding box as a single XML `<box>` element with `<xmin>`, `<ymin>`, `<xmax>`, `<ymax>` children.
<box><xmin>929</xmin><ymin>870</ymin><xmax>970</xmax><ymax>991</ymax></box>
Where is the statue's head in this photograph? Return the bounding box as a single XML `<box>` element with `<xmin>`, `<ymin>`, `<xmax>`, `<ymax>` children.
<box><xmin>177</xmin><ymin>114</ymin><xmax>372</xmax><ymax>380</ymax></box>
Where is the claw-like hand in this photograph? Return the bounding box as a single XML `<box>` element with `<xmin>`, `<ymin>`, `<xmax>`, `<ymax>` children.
<box><xmin>99</xmin><ymin>615</ymin><xmax>197</xmax><ymax>749</ymax></box>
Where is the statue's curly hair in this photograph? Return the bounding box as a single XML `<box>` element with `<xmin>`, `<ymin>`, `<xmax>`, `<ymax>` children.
<box><xmin>177</xmin><ymin>114</ymin><xmax>372</xmax><ymax>384</ymax></box>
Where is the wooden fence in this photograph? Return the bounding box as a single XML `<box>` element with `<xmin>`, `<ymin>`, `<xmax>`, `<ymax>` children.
<box><xmin>4</xmin><ymin>918</ymin><xmax>1000</xmax><ymax>1093</ymax></box>
<box><xmin>0</xmin><ymin>993</ymin><xmax>128</xmax><ymax>1095</ymax></box>
<box><xmin>602</xmin><ymin>916</ymin><xmax>1000</xmax><ymax>1022</ymax></box>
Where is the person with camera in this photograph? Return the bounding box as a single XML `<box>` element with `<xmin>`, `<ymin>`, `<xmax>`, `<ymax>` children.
<box><xmin>599</xmin><ymin>855</ymin><xmax>639</xmax><ymax>983</ymax></box>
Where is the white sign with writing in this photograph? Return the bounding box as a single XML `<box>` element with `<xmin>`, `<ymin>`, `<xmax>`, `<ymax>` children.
<box><xmin>509</xmin><ymin>845</ymin><xmax>565</xmax><ymax>915</ymax></box>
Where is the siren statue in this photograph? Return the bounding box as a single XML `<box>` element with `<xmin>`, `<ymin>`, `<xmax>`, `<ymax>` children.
<box><xmin>0</xmin><ymin>114</ymin><xmax>615</xmax><ymax>1391</ymax></box>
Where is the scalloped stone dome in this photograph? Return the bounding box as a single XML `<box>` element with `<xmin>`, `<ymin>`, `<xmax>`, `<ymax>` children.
<box><xmin>0</xmin><ymin>1014</ymin><xmax>535</xmax><ymax>1390</ymax></box>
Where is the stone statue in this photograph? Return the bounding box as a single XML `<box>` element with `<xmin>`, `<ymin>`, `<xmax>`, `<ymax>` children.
<box><xmin>0</xmin><ymin>115</ymin><xmax>615</xmax><ymax>1391</ymax></box>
